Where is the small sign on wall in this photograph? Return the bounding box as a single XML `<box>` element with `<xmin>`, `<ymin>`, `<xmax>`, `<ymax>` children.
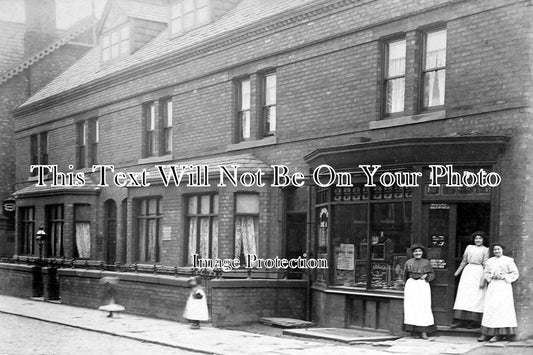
<box><xmin>430</xmin><ymin>203</ymin><xmax>450</xmax><ymax>210</ymax></box>
<box><xmin>430</xmin><ymin>259</ymin><xmax>447</xmax><ymax>269</ymax></box>
<box><xmin>2</xmin><ymin>197</ymin><xmax>15</xmax><ymax>215</ymax></box>
<box><xmin>162</xmin><ymin>226</ymin><xmax>172</xmax><ymax>241</ymax></box>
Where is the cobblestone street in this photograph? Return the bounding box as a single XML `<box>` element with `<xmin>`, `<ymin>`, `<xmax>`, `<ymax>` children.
<box><xmin>0</xmin><ymin>313</ymin><xmax>196</xmax><ymax>355</ymax></box>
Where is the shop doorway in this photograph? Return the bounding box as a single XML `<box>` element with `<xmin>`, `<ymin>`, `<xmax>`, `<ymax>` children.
<box><xmin>456</xmin><ymin>203</ymin><xmax>491</xmax><ymax>263</ymax></box>
<box><xmin>285</xmin><ymin>213</ymin><xmax>306</xmax><ymax>278</ymax></box>
<box><xmin>284</xmin><ymin>187</ymin><xmax>308</xmax><ymax>278</ymax></box>
<box><xmin>423</xmin><ymin>202</ymin><xmax>490</xmax><ymax>325</ymax></box>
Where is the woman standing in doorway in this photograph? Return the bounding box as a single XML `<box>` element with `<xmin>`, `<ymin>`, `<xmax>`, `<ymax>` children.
<box><xmin>403</xmin><ymin>244</ymin><xmax>436</xmax><ymax>339</ymax></box>
<box><xmin>479</xmin><ymin>243</ymin><xmax>519</xmax><ymax>342</ymax></box>
<box><xmin>451</xmin><ymin>231</ymin><xmax>489</xmax><ymax>328</ymax></box>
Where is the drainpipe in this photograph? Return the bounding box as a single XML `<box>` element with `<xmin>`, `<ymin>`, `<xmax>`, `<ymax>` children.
<box><xmin>305</xmin><ymin>173</ymin><xmax>313</xmax><ymax>321</ymax></box>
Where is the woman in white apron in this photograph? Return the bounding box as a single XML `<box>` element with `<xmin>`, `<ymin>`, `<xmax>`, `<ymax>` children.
<box><xmin>403</xmin><ymin>244</ymin><xmax>436</xmax><ymax>339</ymax></box>
<box><xmin>479</xmin><ymin>243</ymin><xmax>519</xmax><ymax>342</ymax></box>
<box><xmin>452</xmin><ymin>231</ymin><xmax>489</xmax><ymax>328</ymax></box>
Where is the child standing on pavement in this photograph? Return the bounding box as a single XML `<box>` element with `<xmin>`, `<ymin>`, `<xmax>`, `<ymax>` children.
<box><xmin>183</xmin><ymin>276</ymin><xmax>209</xmax><ymax>329</ymax></box>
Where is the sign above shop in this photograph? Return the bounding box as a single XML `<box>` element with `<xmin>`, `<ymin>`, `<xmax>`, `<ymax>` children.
<box><xmin>430</xmin><ymin>203</ymin><xmax>450</xmax><ymax>210</ymax></box>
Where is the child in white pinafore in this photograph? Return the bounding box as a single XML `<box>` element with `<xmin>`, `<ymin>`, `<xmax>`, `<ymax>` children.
<box><xmin>183</xmin><ymin>276</ymin><xmax>209</xmax><ymax>329</ymax></box>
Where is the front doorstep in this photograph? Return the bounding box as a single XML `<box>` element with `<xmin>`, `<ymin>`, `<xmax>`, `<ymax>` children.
<box><xmin>282</xmin><ymin>327</ymin><xmax>400</xmax><ymax>343</ymax></box>
<box><xmin>436</xmin><ymin>325</ymin><xmax>480</xmax><ymax>337</ymax></box>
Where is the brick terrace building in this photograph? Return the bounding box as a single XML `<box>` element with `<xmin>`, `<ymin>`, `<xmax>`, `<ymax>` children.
<box><xmin>0</xmin><ymin>0</ymin><xmax>95</xmax><ymax>256</ymax></box>
<box><xmin>8</xmin><ymin>0</ymin><xmax>533</xmax><ymax>338</ymax></box>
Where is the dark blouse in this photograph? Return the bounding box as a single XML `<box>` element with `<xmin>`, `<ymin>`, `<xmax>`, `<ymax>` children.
<box><xmin>403</xmin><ymin>258</ymin><xmax>435</xmax><ymax>282</ymax></box>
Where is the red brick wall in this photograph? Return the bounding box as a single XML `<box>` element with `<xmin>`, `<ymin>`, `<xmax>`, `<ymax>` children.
<box><xmin>58</xmin><ymin>269</ymin><xmax>306</xmax><ymax>326</ymax></box>
<box><xmin>10</xmin><ymin>0</ymin><xmax>533</xmax><ymax>338</ymax></box>
<box><xmin>210</xmin><ymin>279</ymin><xmax>307</xmax><ymax>326</ymax></box>
<box><xmin>0</xmin><ymin>263</ymin><xmax>40</xmax><ymax>298</ymax></box>
<box><xmin>14</xmin><ymin>1</ymin><xmax>531</xmax><ymax>177</ymax></box>
<box><xmin>59</xmin><ymin>269</ymin><xmax>192</xmax><ymax>321</ymax></box>
<box><xmin>0</xmin><ymin>38</ymin><xmax>92</xmax><ymax>258</ymax></box>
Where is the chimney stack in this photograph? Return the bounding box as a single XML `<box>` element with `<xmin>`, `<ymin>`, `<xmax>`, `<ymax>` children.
<box><xmin>24</xmin><ymin>0</ymin><xmax>57</xmax><ymax>56</ymax></box>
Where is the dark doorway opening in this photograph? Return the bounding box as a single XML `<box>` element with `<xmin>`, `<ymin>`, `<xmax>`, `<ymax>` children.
<box><xmin>455</xmin><ymin>203</ymin><xmax>491</xmax><ymax>266</ymax></box>
<box><xmin>104</xmin><ymin>200</ymin><xmax>117</xmax><ymax>265</ymax></box>
<box><xmin>285</xmin><ymin>213</ymin><xmax>306</xmax><ymax>279</ymax></box>
<box><xmin>424</xmin><ymin>202</ymin><xmax>491</xmax><ymax>325</ymax></box>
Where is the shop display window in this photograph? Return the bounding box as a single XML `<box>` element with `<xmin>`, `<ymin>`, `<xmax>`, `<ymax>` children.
<box><xmin>318</xmin><ymin>183</ymin><xmax>412</xmax><ymax>291</ymax></box>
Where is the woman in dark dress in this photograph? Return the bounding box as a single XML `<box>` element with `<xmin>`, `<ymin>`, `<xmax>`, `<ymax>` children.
<box><xmin>403</xmin><ymin>244</ymin><xmax>436</xmax><ymax>339</ymax></box>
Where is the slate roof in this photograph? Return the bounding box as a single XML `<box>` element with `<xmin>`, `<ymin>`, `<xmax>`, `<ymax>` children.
<box><xmin>144</xmin><ymin>153</ymin><xmax>272</xmax><ymax>183</ymax></box>
<box><xmin>0</xmin><ymin>21</ymin><xmax>25</xmax><ymax>74</ymax></box>
<box><xmin>0</xmin><ymin>16</ymin><xmax>97</xmax><ymax>85</ymax></box>
<box><xmin>13</xmin><ymin>176</ymin><xmax>100</xmax><ymax>198</ymax></box>
<box><xmin>21</xmin><ymin>0</ymin><xmax>315</xmax><ymax>107</ymax></box>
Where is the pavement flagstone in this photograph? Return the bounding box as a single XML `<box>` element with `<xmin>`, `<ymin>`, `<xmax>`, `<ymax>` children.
<box><xmin>381</xmin><ymin>337</ymin><xmax>481</xmax><ymax>354</ymax></box>
<box><xmin>0</xmin><ymin>295</ymin><xmax>385</xmax><ymax>355</ymax></box>
<box><xmin>0</xmin><ymin>295</ymin><xmax>530</xmax><ymax>355</ymax></box>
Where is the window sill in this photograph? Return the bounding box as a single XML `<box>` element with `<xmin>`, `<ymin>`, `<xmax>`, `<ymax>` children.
<box><xmin>227</xmin><ymin>136</ymin><xmax>277</xmax><ymax>151</ymax></box>
<box><xmin>369</xmin><ymin>110</ymin><xmax>446</xmax><ymax>130</ymax></box>
<box><xmin>137</xmin><ymin>154</ymin><xmax>173</xmax><ymax>165</ymax></box>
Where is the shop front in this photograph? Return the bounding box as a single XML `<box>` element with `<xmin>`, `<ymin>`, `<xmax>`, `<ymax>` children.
<box><xmin>305</xmin><ymin>136</ymin><xmax>508</xmax><ymax>333</ymax></box>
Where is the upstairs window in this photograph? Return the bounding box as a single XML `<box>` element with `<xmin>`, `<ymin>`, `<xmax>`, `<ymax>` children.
<box><xmin>143</xmin><ymin>102</ymin><xmax>156</xmax><ymax>158</ymax></box>
<box><xmin>171</xmin><ymin>0</ymin><xmax>211</xmax><ymax>36</ymax></box>
<box><xmin>422</xmin><ymin>29</ymin><xmax>447</xmax><ymax>109</ymax></box>
<box><xmin>30</xmin><ymin>132</ymin><xmax>48</xmax><ymax>176</ymax></box>
<box><xmin>263</xmin><ymin>72</ymin><xmax>277</xmax><ymax>136</ymax></box>
<box><xmin>89</xmin><ymin>118</ymin><xmax>99</xmax><ymax>166</ymax></box>
<box><xmin>160</xmin><ymin>99</ymin><xmax>173</xmax><ymax>155</ymax></box>
<box><xmin>384</xmin><ymin>39</ymin><xmax>406</xmax><ymax>115</ymax></box>
<box><xmin>76</xmin><ymin>121</ymin><xmax>87</xmax><ymax>169</ymax></box>
<box><xmin>237</xmin><ymin>78</ymin><xmax>251</xmax><ymax>141</ymax></box>
<box><xmin>102</xmin><ymin>24</ymin><xmax>130</xmax><ymax>61</ymax></box>
<box><xmin>231</xmin><ymin>70</ymin><xmax>280</xmax><ymax>145</ymax></box>
<box><xmin>142</xmin><ymin>99</ymin><xmax>173</xmax><ymax>159</ymax></box>
<box><xmin>76</xmin><ymin>118</ymin><xmax>98</xmax><ymax>168</ymax></box>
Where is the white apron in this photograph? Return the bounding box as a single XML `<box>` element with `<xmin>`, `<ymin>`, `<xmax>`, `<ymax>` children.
<box><xmin>482</xmin><ymin>279</ymin><xmax>517</xmax><ymax>328</ymax></box>
<box><xmin>404</xmin><ymin>278</ymin><xmax>434</xmax><ymax>326</ymax></box>
<box><xmin>453</xmin><ymin>263</ymin><xmax>485</xmax><ymax>313</ymax></box>
<box><xmin>183</xmin><ymin>288</ymin><xmax>209</xmax><ymax>321</ymax></box>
